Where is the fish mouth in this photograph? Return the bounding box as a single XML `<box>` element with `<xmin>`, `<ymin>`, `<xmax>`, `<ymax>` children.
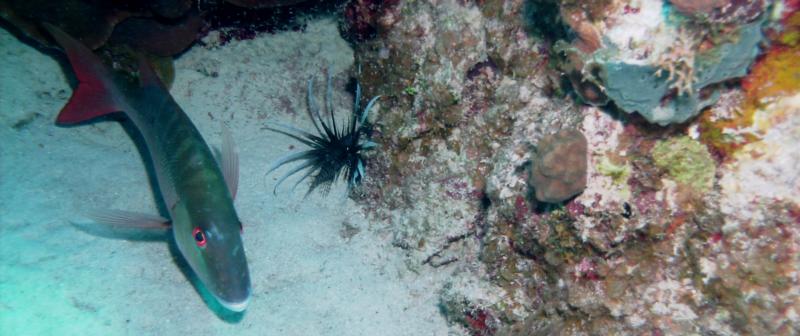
<box><xmin>217</xmin><ymin>294</ymin><xmax>250</xmax><ymax>312</ymax></box>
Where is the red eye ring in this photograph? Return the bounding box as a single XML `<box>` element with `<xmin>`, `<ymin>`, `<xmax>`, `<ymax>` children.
<box><xmin>193</xmin><ymin>227</ymin><xmax>207</xmax><ymax>248</ymax></box>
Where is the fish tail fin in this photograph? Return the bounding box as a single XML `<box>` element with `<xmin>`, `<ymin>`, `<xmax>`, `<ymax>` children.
<box><xmin>42</xmin><ymin>23</ymin><xmax>123</xmax><ymax>125</ymax></box>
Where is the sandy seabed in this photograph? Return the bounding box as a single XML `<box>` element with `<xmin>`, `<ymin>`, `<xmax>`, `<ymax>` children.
<box><xmin>0</xmin><ymin>18</ymin><xmax>460</xmax><ymax>335</ymax></box>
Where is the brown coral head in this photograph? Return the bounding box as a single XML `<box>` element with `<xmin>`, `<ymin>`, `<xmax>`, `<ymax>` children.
<box><xmin>530</xmin><ymin>128</ymin><xmax>588</xmax><ymax>203</ymax></box>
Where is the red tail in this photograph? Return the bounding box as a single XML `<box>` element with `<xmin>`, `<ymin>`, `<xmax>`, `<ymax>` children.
<box><xmin>43</xmin><ymin>23</ymin><xmax>123</xmax><ymax>124</ymax></box>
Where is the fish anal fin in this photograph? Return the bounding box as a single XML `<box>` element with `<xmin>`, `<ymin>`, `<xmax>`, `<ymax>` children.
<box><xmin>87</xmin><ymin>209</ymin><xmax>170</xmax><ymax>230</ymax></box>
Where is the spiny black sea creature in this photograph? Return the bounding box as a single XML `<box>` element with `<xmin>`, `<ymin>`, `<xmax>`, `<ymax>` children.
<box><xmin>266</xmin><ymin>74</ymin><xmax>380</xmax><ymax>195</ymax></box>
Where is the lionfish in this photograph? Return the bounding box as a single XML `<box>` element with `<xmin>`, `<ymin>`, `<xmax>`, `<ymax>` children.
<box><xmin>266</xmin><ymin>73</ymin><xmax>380</xmax><ymax>195</ymax></box>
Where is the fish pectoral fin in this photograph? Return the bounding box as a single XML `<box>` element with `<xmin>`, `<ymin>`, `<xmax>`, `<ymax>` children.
<box><xmin>218</xmin><ymin>124</ymin><xmax>239</xmax><ymax>200</ymax></box>
<box><xmin>86</xmin><ymin>209</ymin><xmax>170</xmax><ymax>230</ymax></box>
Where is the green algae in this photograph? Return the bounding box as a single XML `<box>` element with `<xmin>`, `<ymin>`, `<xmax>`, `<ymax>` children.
<box><xmin>651</xmin><ymin>136</ymin><xmax>716</xmax><ymax>192</ymax></box>
<box><xmin>596</xmin><ymin>156</ymin><xmax>631</xmax><ymax>185</ymax></box>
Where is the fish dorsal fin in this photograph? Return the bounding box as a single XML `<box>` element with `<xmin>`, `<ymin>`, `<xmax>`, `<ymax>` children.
<box><xmin>43</xmin><ymin>23</ymin><xmax>123</xmax><ymax>124</ymax></box>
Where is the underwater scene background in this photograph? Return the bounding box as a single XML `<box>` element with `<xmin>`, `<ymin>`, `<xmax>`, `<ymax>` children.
<box><xmin>1</xmin><ymin>0</ymin><xmax>799</xmax><ymax>335</ymax></box>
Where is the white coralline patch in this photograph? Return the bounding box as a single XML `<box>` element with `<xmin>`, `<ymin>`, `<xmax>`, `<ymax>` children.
<box><xmin>660</xmin><ymin>179</ymin><xmax>679</xmax><ymax>214</ymax></box>
<box><xmin>442</xmin><ymin>271</ymin><xmax>506</xmax><ymax>307</ymax></box>
<box><xmin>719</xmin><ymin>94</ymin><xmax>800</xmax><ymax>232</ymax></box>
<box><xmin>489</xmin><ymin>142</ymin><xmax>529</xmax><ymax>201</ymax></box>
<box><xmin>699</xmin><ymin>257</ymin><xmax>718</xmax><ymax>284</ymax></box>
<box><xmin>604</xmin><ymin>0</ymin><xmax>677</xmax><ymax>64</ymax></box>
<box><xmin>711</xmin><ymin>90</ymin><xmax>746</xmax><ymax>122</ymax></box>
<box><xmin>787</xmin><ymin>307</ymin><xmax>799</xmax><ymax>322</ymax></box>
<box><xmin>486</xmin><ymin>78</ymin><xmax>565</xmax><ymax>204</ymax></box>
<box><xmin>643</xmin><ymin>279</ymin><xmax>699</xmax><ymax>321</ymax></box>
<box><xmin>627</xmin><ymin>313</ymin><xmax>647</xmax><ymax>328</ymax></box>
<box><xmin>574</xmin><ymin>107</ymin><xmax>631</xmax><ymax>240</ymax></box>
<box><xmin>383</xmin><ymin>136</ymin><xmax>481</xmax><ymax>262</ymax></box>
<box><xmin>577</xmin><ymin>107</ymin><xmax>628</xmax><ymax>208</ymax></box>
<box><xmin>518</xmin><ymin>85</ymin><xmax>532</xmax><ymax>102</ymax></box>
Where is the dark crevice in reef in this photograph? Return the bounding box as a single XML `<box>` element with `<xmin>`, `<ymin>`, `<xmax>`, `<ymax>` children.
<box><xmin>199</xmin><ymin>0</ymin><xmax>349</xmax><ymax>44</ymax></box>
<box><xmin>522</xmin><ymin>0</ymin><xmax>571</xmax><ymax>43</ymax></box>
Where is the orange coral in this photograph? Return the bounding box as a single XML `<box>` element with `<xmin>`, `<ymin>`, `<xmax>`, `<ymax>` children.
<box><xmin>742</xmin><ymin>46</ymin><xmax>800</xmax><ymax>106</ymax></box>
<box><xmin>699</xmin><ymin>11</ymin><xmax>800</xmax><ymax>161</ymax></box>
<box><xmin>743</xmin><ymin>12</ymin><xmax>800</xmax><ymax>104</ymax></box>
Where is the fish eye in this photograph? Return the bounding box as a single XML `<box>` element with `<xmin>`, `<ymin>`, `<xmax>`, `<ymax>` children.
<box><xmin>193</xmin><ymin>227</ymin><xmax>207</xmax><ymax>248</ymax></box>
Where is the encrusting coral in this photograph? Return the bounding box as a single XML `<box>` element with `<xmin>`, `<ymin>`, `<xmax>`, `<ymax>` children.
<box><xmin>651</xmin><ymin>136</ymin><xmax>716</xmax><ymax>193</ymax></box>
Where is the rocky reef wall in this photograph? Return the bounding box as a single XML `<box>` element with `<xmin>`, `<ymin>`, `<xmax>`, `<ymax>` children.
<box><xmin>345</xmin><ymin>0</ymin><xmax>800</xmax><ymax>334</ymax></box>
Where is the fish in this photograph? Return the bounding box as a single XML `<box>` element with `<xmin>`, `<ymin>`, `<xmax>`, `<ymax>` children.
<box><xmin>43</xmin><ymin>23</ymin><xmax>251</xmax><ymax>312</ymax></box>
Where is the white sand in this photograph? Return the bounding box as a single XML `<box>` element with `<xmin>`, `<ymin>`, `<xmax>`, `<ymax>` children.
<box><xmin>0</xmin><ymin>19</ymin><xmax>459</xmax><ymax>335</ymax></box>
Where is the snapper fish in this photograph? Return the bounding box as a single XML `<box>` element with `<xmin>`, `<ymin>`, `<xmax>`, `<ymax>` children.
<box><xmin>43</xmin><ymin>24</ymin><xmax>251</xmax><ymax>312</ymax></box>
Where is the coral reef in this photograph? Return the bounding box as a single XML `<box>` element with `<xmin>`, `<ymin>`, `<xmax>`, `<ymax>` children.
<box><xmin>347</xmin><ymin>0</ymin><xmax>800</xmax><ymax>334</ymax></box>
